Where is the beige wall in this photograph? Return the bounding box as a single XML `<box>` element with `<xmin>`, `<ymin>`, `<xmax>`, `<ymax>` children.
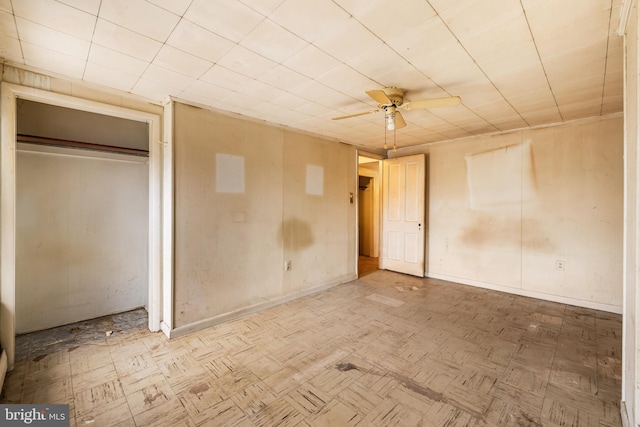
<box><xmin>392</xmin><ymin>115</ymin><xmax>623</xmax><ymax>312</ymax></box>
<box><xmin>16</xmin><ymin>145</ymin><xmax>149</xmax><ymax>333</ymax></box>
<box><xmin>173</xmin><ymin>102</ymin><xmax>356</xmax><ymax>330</ymax></box>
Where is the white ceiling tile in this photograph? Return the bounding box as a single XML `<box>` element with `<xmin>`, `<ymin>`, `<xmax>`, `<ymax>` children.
<box><xmin>458</xmin><ymin>14</ymin><xmax>539</xmax><ymax>77</ymax></box>
<box><xmin>321</xmin><ymin>90</ymin><xmax>367</xmax><ymax>111</ymax></box>
<box><xmin>153</xmin><ymin>45</ymin><xmax>213</xmax><ymax>79</ymax></box>
<box><xmin>93</xmin><ymin>19</ymin><xmax>162</xmax><ymax>62</ymax></box>
<box><xmin>247</xmin><ymin>101</ymin><xmax>282</xmax><ymax>120</ymax></box>
<box><xmin>131</xmin><ymin>78</ymin><xmax>175</xmax><ymax>101</ymax></box>
<box><xmin>271</xmin><ymin>108</ymin><xmax>310</xmax><ymax>124</ymax></box>
<box><xmin>21</xmin><ymin>41</ymin><xmax>85</xmax><ymax>79</ymax></box>
<box><xmin>200</xmin><ymin>65</ymin><xmax>253</xmax><ymax>91</ymax></box>
<box><xmin>238</xmin><ymin>0</ymin><xmax>284</xmax><ymax>16</ymax></box>
<box><xmin>371</xmin><ymin>66</ymin><xmax>436</xmax><ymax>94</ymax></box>
<box><xmin>452</xmin><ymin>86</ymin><xmax>507</xmax><ymax>110</ymax></box>
<box><xmin>88</xmin><ymin>44</ymin><xmax>148</xmax><ymax>76</ymax></box>
<box><xmin>296</xmin><ymin>102</ymin><xmax>335</xmax><ymax>119</ymax></box>
<box><xmin>166</xmin><ymin>19</ymin><xmax>235</xmax><ymax>63</ymax></box>
<box><xmin>0</xmin><ymin>10</ymin><xmax>18</xmax><ymax>38</ymax></box>
<box><xmin>438</xmin><ymin>0</ymin><xmax>522</xmax><ymax>40</ymax></box>
<box><xmin>147</xmin><ymin>0</ymin><xmax>193</xmax><ymax>16</ymax></box>
<box><xmin>142</xmin><ymin>64</ymin><xmax>196</xmax><ymax>93</ymax></box>
<box><xmin>289</xmin><ymin>80</ymin><xmax>334</xmax><ymax>103</ymax></box>
<box><xmin>282</xmin><ymin>44</ymin><xmax>342</xmax><ymax>79</ymax></box>
<box><xmin>236</xmin><ymin>79</ymin><xmax>286</xmax><ymax>102</ymax></box>
<box><xmin>220</xmin><ymin>91</ymin><xmax>263</xmax><ymax>110</ymax></box>
<box><xmin>318</xmin><ymin>64</ymin><xmax>377</xmax><ymax>95</ymax></box>
<box><xmin>99</xmin><ymin>0</ymin><xmax>180</xmax><ymax>42</ymax></box>
<box><xmin>200</xmin><ymin>65</ymin><xmax>253</xmax><ymax>90</ymax></box>
<box><xmin>16</xmin><ymin>17</ymin><xmax>90</xmax><ymax>59</ymax></box>
<box><xmin>0</xmin><ymin>35</ymin><xmax>23</xmax><ymax>63</ymax></box>
<box><xmin>0</xmin><ymin>0</ymin><xmax>11</xmax><ymax>13</ymax></box>
<box><xmin>270</xmin><ymin>0</ymin><xmax>349</xmax><ymax>42</ymax></box>
<box><xmin>57</xmin><ymin>0</ymin><xmax>101</xmax><ymax>15</ymax></box>
<box><xmin>314</xmin><ymin>17</ymin><xmax>383</xmax><ymax>64</ymax></box>
<box><xmin>508</xmin><ymin>92</ymin><xmax>562</xmax><ymax>124</ymax></box>
<box><xmin>217</xmin><ymin>45</ymin><xmax>278</xmax><ymax>79</ymax></box>
<box><xmin>13</xmin><ymin>0</ymin><xmax>95</xmax><ymax>39</ymax></box>
<box><xmin>259</xmin><ymin>65</ymin><xmax>307</xmax><ymax>91</ymax></box>
<box><xmin>180</xmin><ymin>80</ymin><xmax>235</xmax><ymax>103</ymax></box>
<box><xmin>270</xmin><ymin>92</ymin><xmax>309</xmax><ymax>110</ymax></box>
<box><xmin>0</xmin><ymin>0</ymin><xmax>623</xmax><ymax>150</ymax></box>
<box><xmin>346</xmin><ymin>44</ymin><xmax>411</xmax><ymax>84</ymax></box>
<box><xmin>389</xmin><ymin>17</ymin><xmax>477</xmax><ymax>84</ymax></box>
<box><xmin>427</xmin><ymin>0</ymin><xmax>466</xmax><ymax>13</ymax></box>
<box><xmin>240</xmin><ymin>19</ymin><xmax>307</xmax><ymax>63</ymax></box>
<box><xmin>427</xmin><ymin>60</ymin><xmax>485</xmax><ymax>89</ymax></box>
<box><xmin>333</xmin><ymin>0</ymin><xmax>377</xmax><ymax>16</ymax></box>
<box><xmin>83</xmin><ymin>61</ymin><xmax>139</xmax><ymax>92</ymax></box>
<box><xmin>184</xmin><ymin>0</ymin><xmax>263</xmax><ymax>43</ymax></box>
<box><xmin>492</xmin><ymin>65</ymin><xmax>550</xmax><ymax>98</ymax></box>
<box><xmin>355</xmin><ymin>0</ymin><xmax>436</xmax><ymax>41</ymax></box>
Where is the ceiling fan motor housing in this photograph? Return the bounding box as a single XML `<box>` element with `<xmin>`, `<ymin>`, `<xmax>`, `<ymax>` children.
<box><xmin>383</xmin><ymin>87</ymin><xmax>405</xmax><ymax>106</ymax></box>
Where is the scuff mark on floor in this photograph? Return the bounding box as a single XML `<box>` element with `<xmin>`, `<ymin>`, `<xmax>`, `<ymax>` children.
<box><xmin>32</xmin><ymin>354</ymin><xmax>47</xmax><ymax>362</ymax></box>
<box><xmin>336</xmin><ymin>362</ymin><xmax>358</xmax><ymax>372</ymax></box>
<box><xmin>337</xmin><ymin>360</ymin><xmax>486</xmax><ymax>421</ymax></box>
<box><xmin>144</xmin><ymin>392</ymin><xmax>164</xmax><ymax>405</ymax></box>
<box><xmin>189</xmin><ymin>383</ymin><xmax>210</xmax><ymax>396</ymax></box>
<box><xmin>513</xmin><ymin>411</ymin><xmax>543</xmax><ymax>427</ymax></box>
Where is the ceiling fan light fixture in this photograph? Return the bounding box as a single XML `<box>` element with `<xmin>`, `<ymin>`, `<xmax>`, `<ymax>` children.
<box><xmin>386</xmin><ymin>113</ymin><xmax>395</xmax><ymax>131</ymax></box>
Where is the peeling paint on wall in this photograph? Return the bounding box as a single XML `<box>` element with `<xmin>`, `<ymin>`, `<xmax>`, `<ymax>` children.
<box><xmin>465</xmin><ymin>140</ymin><xmax>536</xmax><ymax>209</ymax></box>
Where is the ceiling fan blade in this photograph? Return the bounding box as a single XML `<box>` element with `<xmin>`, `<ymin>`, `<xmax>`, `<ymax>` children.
<box><xmin>395</xmin><ymin>111</ymin><xmax>407</xmax><ymax>129</ymax></box>
<box><xmin>366</xmin><ymin>90</ymin><xmax>392</xmax><ymax>105</ymax></box>
<box><xmin>402</xmin><ymin>96</ymin><xmax>461</xmax><ymax>110</ymax></box>
<box><xmin>332</xmin><ymin>109</ymin><xmax>379</xmax><ymax>120</ymax></box>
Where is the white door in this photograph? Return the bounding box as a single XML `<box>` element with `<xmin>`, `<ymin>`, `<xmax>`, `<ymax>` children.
<box><xmin>381</xmin><ymin>154</ymin><xmax>426</xmax><ymax>277</ymax></box>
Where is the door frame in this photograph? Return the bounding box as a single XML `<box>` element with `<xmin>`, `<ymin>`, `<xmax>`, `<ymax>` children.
<box><xmin>358</xmin><ymin>168</ymin><xmax>381</xmax><ymax>258</ymax></box>
<box><xmin>380</xmin><ymin>154</ymin><xmax>426</xmax><ymax>277</ymax></box>
<box><xmin>0</xmin><ymin>82</ymin><xmax>165</xmax><ymax>369</ymax></box>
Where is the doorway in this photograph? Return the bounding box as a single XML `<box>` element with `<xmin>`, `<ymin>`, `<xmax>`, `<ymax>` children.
<box><xmin>358</xmin><ymin>155</ymin><xmax>381</xmax><ymax>277</ymax></box>
<box><xmin>15</xmin><ymin>100</ymin><xmax>150</xmax><ymax>335</ymax></box>
<box><xmin>0</xmin><ymin>82</ymin><xmax>165</xmax><ymax>370</ymax></box>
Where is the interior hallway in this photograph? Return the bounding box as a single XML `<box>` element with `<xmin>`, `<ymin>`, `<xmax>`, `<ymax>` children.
<box><xmin>0</xmin><ymin>270</ymin><xmax>622</xmax><ymax>426</ymax></box>
<box><xmin>358</xmin><ymin>256</ymin><xmax>379</xmax><ymax>278</ymax></box>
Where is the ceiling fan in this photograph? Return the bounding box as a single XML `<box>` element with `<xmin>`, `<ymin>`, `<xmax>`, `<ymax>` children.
<box><xmin>332</xmin><ymin>87</ymin><xmax>461</xmax><ymax>130</ymax></box>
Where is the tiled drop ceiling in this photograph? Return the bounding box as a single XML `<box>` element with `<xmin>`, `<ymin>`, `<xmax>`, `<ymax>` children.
<box><xmin>0</xmin><ymin>0</ymin><xmax>625</xmax><ymax>151</ymax></box>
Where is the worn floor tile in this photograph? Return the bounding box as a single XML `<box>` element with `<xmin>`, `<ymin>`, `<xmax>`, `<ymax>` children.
<box><xmin>1</xmin><ymin>269</ymin><xmax>622</xmax><ymax>426</ymax></box>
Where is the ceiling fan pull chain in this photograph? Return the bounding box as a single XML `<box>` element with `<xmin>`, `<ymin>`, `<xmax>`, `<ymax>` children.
<box><xmin>393</xmin><ymin>126</ymin><xmax>397</xmax><ymax>151</ymax></box>
<box><xmin>383</xmin><ymin>122</ymin><xmax>388</xmax><ymax>150</ymax></box>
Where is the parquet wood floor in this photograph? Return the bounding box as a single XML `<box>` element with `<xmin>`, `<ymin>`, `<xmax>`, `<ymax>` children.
<box><xmin>1</xmin><ymin>270</ymin><xmax>622</xmax><ymax>426</ymax></box>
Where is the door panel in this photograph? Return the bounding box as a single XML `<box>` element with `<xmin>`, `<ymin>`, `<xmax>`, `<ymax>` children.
<box><xmin>381</xmin><ymin>154</ymin><xmax>426</xmax><ymax>276</ymax></box>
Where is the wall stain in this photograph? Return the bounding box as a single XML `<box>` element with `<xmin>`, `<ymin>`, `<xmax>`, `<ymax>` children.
<box><xmin>277</xmin><ymin>218</ymin><xmax>314</xmax><ymax>251</ymax></box>
<box><xmin>460</xmin><ymin>215</ymin><xmax>555</xmax><ymax>251</ymax></box>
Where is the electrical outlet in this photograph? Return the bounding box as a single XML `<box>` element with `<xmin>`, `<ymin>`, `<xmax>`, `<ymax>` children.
<box><xmin>555</xmin><ymin>260</ymin><xmax>565</xmax><ymax>271</ymax></box>
<box><xmin>285</xmin><ymin>260</ymin><xmax>291</xmax><ymax>271</ymax></box>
